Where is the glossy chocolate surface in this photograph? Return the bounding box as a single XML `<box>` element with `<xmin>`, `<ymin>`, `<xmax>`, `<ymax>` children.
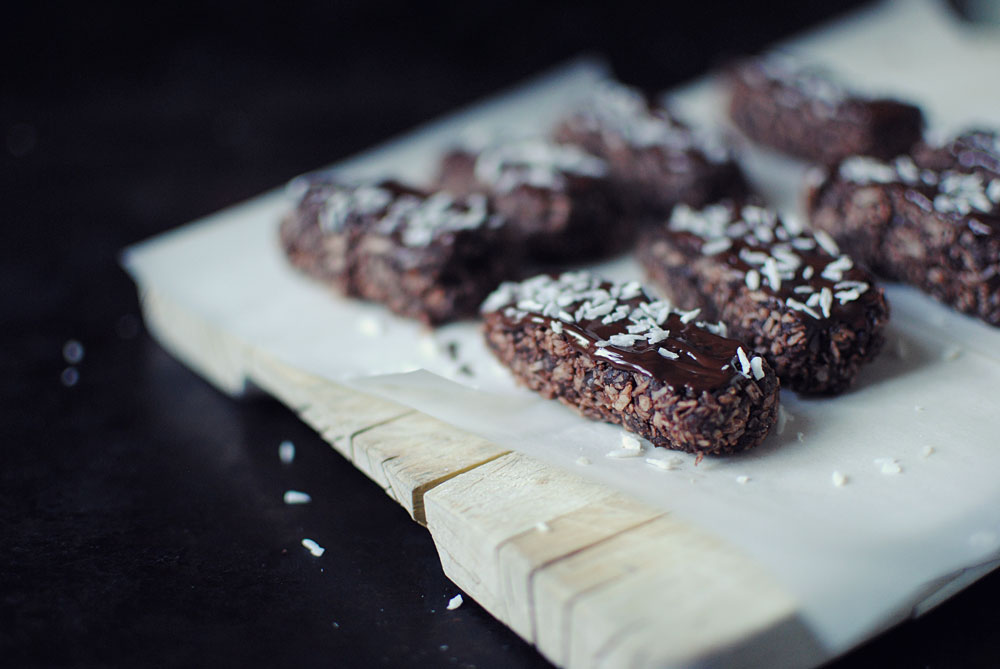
<box><xmin>484</xmin><ymin>274</ymin><xmax>758</xmax><ymax>393</ymax></box>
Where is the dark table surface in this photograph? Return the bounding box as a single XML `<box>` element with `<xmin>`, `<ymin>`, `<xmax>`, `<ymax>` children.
<box><xmin>4</xmin><ymin>1</ymin><xmax>999</xmax><ymax>667</ymax></box>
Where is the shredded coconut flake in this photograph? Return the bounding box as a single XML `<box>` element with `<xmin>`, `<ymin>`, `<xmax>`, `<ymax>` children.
<box><xmin>834</xmin><ymin>289</ymin><xmax>862</xmax><ymax>305</ymax></box>
<box><xmin>988</xmin><ymin>179</ymin><xmax>1000</xmax><ymax>203</ymax></box>
<box><xmin>875</xmin><ymin>458</ymin><xmax>902</xmax><ymax>475</ymax></box>
<box><xmin>279</xmin><ymin>440</ymin><xmax>296</xmax><ymax>464</ymax></box>
<box><xmin>678</xmin><ymin>308</ymin><xmax>701</xmax><ymax>324</ymax></box>
<box><xmin>736</xmin><ymin>475</ymin><xmax>750</xmax><ymax>485</ymax></box>
<box><xmin>645</xmin><ymin>457</ymin><xmax>679</xmax><ymax>471</ymax></box>
<box><xmin>301</xmin><ymin>538</ymin><xmax>325</xmax><ymax>557</ymax></box>
<box><xmin>821</xmin><ymin>255</ymin><xmax>853</xmax><ymax>282</ymax></box>
<box><xmin>819</xmin><ymin>287</ymin><xmax>833</xmax><ymax>318</ymax></box>
<box><xmin>318</xmin><ymin>184</ymin><xmax>393</xmax><ymax>232</ymax></box>
<box><xmin>609</xmin><ymin>333</ymin><xmax>643</xmax><ymax>347</ymax></box>
<box><xmin>736</xmin><ymin>347</ymin><xmax>751</xmax><ymax>377</ymax></box>
<box><xmin>831</xmin><ymin>471</ymin><xmax>848</xmax><ymax>487</ymax></box>
<box><xmin>621</xmin><ymin>433</ymin><xmax>642</xmax><ymax>450</ymax></box>
<box><xmin>813</xmin><ymin>229</ymin><xmax>841</xmax><ymax>256</ymax></box>
<box><xmin>701</xmin><ymin>237</ymin><xmax>732</xmax><ymax>255</ymax></box>
<box><xmin>777</xmin><ymin>405</ymin><xmax>790</xmax><ymax>435</ymax></box>
<box><xmin>284</xmin><ymin>490</ymin><xmax>312</xmax><ymax>505</ymax></box>
<box><xmin>839</xmin><ymin>156</ymin><xmax>898</xmax><ymax>184</ymax></box>
<box><xmin>786</xmin><ymin>297</ymin><xmax>821</xmax><ymax>320</ymax></box>
<box><xmin>447</xmin><ymin>594</ymin><xmax>464</xmax><ymax>610</ymax></box>
<box><xmin>761</xmin><ymin>257</ymin><xmax>782</xmax><ymax>291</ymax></box>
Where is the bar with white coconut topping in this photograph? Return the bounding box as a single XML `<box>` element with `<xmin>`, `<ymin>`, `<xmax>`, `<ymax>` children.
<box><xmin>280</xmin><ymin>177</ymin><xmax>520</xmax><ymax>325</ymax></box>
<box><xmin>481</xmin><ymin>272</ymin><xmax>779</xmax><ymax>455</ymax></box>
<box><xmin>435</xmin><ymin>137</ymin><xmax>627</xmax><ymax>261</ymax></box>
<box><xmin>552</xmin><ymin>79</ymin><xmax>747</xmax><ymax>217</ymax></box>
<box><xmin>728</xmin><ymin>53</ymin><xmax>924</xmax><ymax>164</ymax></box>
<box><xmin>808</xmin><ymin>129</ymin><xmax>1000</xmax><ymax>327</ymax></box>
<box><xmin>638</xmin><ymin>201</ymin><xmax>889</xmax><ymax>394</ymax></box>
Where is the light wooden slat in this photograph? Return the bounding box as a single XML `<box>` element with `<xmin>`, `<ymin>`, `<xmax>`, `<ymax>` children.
<box><xmin>245</xmin><ymin>348</ymin><xmax>328</xmax><ymax>411</ymax></box>
<box><xmin>244</xmin><ymin>349</ymin><xmax>414</xmax><ymax>461</ymax></box>
<box><xmin>140</xmin><ymin>288</ymin><xmax>248</xmax><ymax>396</ymax></box>
<box><xmin>598</xmin><ymin>612</ymin><xmax>825</xmax><ymax>669</ymax></box>
<box><xmin>423</xmin><ymin>453</ymin><xmax>657</xmax><ymax>630</ymax></box>
<box><xmin>424</xmin><ymin>450</ymin><xmax>802</xmax><ymax>668</ymax></box>
<box><xmin>534</xmin><ymin>515</ymin><xmax>798</xmax><ymax>668</ymax></box>
<box><xmin>497</xmin><ymin>493</ymin><xmax>664</xmax><ymax>643</ymax></box>
<box><xmin>351</xmin><ymin>412</ymin><xmax>511</xmax><ymax>524</ymax></box>
<box><xmin>296</xmin><ymin>391</ymin><xmax>413</xmax><ymax>455</ymax></box>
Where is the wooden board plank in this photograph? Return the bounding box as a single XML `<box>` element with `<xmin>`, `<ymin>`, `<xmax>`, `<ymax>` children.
<box><xmin>533</xmin><ymin>515</ymin><xmax>798</xmax><ymax>667</ymax></box>
<box><xmin>141</xmin><ymin>288</ymin><xmax>249</xmax><ymax>397</ymax></box>
<box><xmin>422</xmin><ymin>451</ymin><xmax>803</xmax><ymax>667</ymax></box>
<box><xmin>497</xmin><ymin>492</ymin><xmax>664</xmax><ymax>643</ymax></box>
<box><xmin>423</xmin><ymin>453</ymin><xmax>631</xmax><ymax>625</ymax></box>
<box><xmin>247</xmin><ymin>344</ymin><xmax>416</xmax><ymax>462</ymax></box>
<box><xmin>352</xmin><ymin>412</ymin><xmax>510</xmax><ymax>524</ymax></box>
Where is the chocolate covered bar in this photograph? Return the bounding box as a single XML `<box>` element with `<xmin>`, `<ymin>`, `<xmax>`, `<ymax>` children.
<box><xmin>728</xmin><ymin>54</ymin><xmax>924</xmax><ymax>164</ymax></box>
<box><xmin>638</xmin><ymin>202</ymin><xmax>889</xmax><ymax>394</ymax></box>
<box><xmin>481</xmin><ymin>272</ymin><xmax>779</xmax><ymax>455</ymax></box>
<box><xmin>553</xmin><ymin>81</ymin><xmax>747</xmax><ymax>217</ymax></box>
<box><xmin>281</xmin><ymin>177</ymin><xmax>518</xmax><ymax>325</ymax></box>
<box><xmin>807</xmin><ymin>130</ymin><xmax>1000</xmax><ymax>327</ymax></box>
<box><xmin>436</xmin><ymin>137</ymin><xmax>625</xmax><ymax>261</ymax></box>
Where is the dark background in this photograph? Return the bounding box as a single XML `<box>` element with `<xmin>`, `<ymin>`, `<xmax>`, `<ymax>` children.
<box><xmin>3</xmin><ymin>1</ymin><xmax>999</xmax><ymax>666</ymax></box>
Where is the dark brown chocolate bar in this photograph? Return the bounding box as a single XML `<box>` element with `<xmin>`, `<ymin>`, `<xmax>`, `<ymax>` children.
<box><xmin>281</xmin><ymin>177</ymin><xmax>518</xmax><ymax>325</ymax></box>
<box><xmin>728</xmin><ymin>54</ymin><xmax>924</xmax><ymax>165</ymax></box>
<box><xmin>481</xmin><ymin>272</ymin><xmax>779</xmax><ymax>455</ymax></box>
<box><xmin>807</xmin><ymin>130</ymin><xmax>1000</xmax><ymax>327</ymax></box>
<box><xmin>638</xmin><ymin>201</ymin><xmax>889</xmax><ymax>394</ymax></box>
<box><xmin>436</xmin><ymin>138</ymin><xmax>626</xmax><ymax>261</ymax></box>
<box><xmin>553</xmin><ymin>81</ymin><xmax>747</xmax><ymax>217</ymax></box>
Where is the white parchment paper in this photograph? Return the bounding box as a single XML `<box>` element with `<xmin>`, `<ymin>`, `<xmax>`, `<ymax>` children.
<box><xmin>124</xmin><ymin>0</ymin><xmax>1000</xmax><ymax>656</ymax></box>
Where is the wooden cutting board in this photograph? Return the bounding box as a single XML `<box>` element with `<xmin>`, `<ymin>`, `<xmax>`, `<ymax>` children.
<box><xmin>125</xmin><ymin>3</ymin><xmax>1000</xmax><ymax>664</ymax></box>
<box><xmin>138</xmin><ymin>284</ymin><xmax>823</xmax><ymax>667</ymax></box>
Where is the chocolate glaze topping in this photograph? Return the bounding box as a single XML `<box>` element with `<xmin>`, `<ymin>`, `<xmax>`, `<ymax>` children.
<box><xmin>667</xmin><ymin>202</ymin><xmax>878</xmax><ymax>330</ymax></box>
<box><xmin>481</xmin><ymin>273</ymin><xmax>764</xmax><ymax>393</ymax></box>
